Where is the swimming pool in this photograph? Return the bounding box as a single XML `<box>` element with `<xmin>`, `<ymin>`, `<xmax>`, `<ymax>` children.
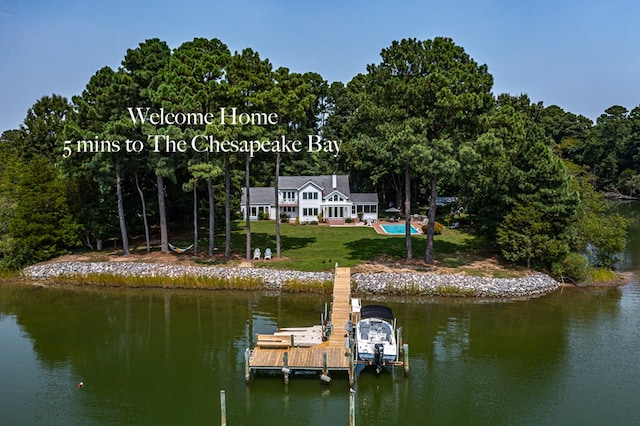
<box><xmin>380</xmin><ymin>223</ymin><xmax>420</xmax><ymax>235</ymax></box>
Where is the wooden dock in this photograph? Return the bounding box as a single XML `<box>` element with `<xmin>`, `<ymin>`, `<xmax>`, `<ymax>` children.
<box><xmin>246</xmin><ymin>267</ymin><xmax>354</xmax><ymax>384</ymax></box>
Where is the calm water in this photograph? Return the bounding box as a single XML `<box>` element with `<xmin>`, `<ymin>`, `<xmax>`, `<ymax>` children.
<box><xmin>1</xmin><ymin>206</ymin><xmax>639</xmax><ymax>425</ymax></box>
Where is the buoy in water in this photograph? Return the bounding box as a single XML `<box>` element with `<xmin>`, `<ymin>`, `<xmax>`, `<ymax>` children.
<box><xmin>77</xmin><ymin>382</ymin><xmax>84</xmax><ymax>388</ymax></box>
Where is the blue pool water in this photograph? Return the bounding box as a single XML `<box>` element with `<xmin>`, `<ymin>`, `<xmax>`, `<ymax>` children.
<box><xmin>380</xmin><ymin>223</ymin><xmax>420</xmax><ymax>234</ymax></box>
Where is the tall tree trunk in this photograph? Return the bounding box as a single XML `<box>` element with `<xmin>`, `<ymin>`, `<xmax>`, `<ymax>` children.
<box><xmin>193</xmin><ymin>184</ymin><xmax>198</xmax><ymax>255</ymax></box>
<box><xmin>225</xmin><ymin>154</ymin><xmax>231</xmax><ymax>257</ymax></box>
<box><xmin>380</xmin><ymin>180</ymin><xmax>387</xmax><ymax>208</ymax></box>
<box><xmin>425</xmin><ymin>173</ymin><xmax>438</xmax><ymax>263</ymax></box>
<box><xmin>157</xmin><ymin>173</ymin><xmax>169</xmax><ymax>253</ymax></box>
<box><xmin>275</xmin><ymin>152</ymin><xmax>281</xmax><ymax>258</ymax></box>
<box><xmin>245</xmin><ymin>153</ymin><xmax>251</xmax><ymax>262</ymax></box>
<box><xmin>207</xmin><ymin>177</ymin><xmax>214</xmax><ymax>256</ymax></box>
<box><xmin>135</xmin><ymin>173</ymin><xmax>150</xmax><ymax>253</ymax></box>
<box><xmin>404</xmin><ymin>162</ymin><xmax>412</xmax><ymax>260</ymax></box>
<box><xmin>116</xmin><ymin>168</ymin><xmax>130</xmax><ymax>256</ymax></box>
<box><xmin>394</xmin><ymin>173</ymin><xmax>403</xmax><ymax>209</ymax></box>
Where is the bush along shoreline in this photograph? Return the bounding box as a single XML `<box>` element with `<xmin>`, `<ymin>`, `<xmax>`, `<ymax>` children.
<box><xmin>21</xmin><ymin>261</ymin><xmax>560</xmax><ymax>298</ymax></box>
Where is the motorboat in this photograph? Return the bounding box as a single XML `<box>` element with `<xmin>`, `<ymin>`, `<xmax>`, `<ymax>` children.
<box><xmin>354</xmin><ymin>304</ymin><xmax>398</xmax><ymax>373</ymax></box>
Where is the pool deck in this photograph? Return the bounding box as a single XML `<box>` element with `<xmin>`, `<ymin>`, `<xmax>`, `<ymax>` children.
<box><xmin>325</xmin><ymin>219</ymin><xmax>424</xmax><ymax>235</ymax></box>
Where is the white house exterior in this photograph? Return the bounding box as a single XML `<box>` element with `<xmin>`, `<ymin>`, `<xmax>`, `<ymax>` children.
<box><xmin>241</xmin><ymin>174</ymin><xmax>378</xmax><ymax>223</ymax></box>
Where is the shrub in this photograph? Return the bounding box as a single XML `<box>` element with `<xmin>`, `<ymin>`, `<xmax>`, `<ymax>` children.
<box><xmin>422</xmin><ymin>221</ymin><xmax>444</xmax><ymax>235</ymax></box>
<box><xmin>258</xmin><ymin>211</ymin><xmax>270</xmax><ymax>220</ymax></box>
<box><xmin>280</xmin><ymin>213</ymin><xmax>290</xmax><ymax>223</ymax></box>
<box><xmin>552</xmin><ymin>252</ymin><xmax>589</xmax><ymax>283</ymax></box>
<box><xmin>345</xmin><ymin>218</ymin><xmax>353</xmax><ymax>223</ymax></box>
<box><xmin>434</xmin><ymin>221</ymin><xmax>444</xmax><ymax>235</ymax></box>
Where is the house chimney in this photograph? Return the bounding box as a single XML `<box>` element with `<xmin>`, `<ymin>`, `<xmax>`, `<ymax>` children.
<box><xmin>332</xmin><ymin>174</ymin><xmax>337</xmax><ymax>189</ymax></box>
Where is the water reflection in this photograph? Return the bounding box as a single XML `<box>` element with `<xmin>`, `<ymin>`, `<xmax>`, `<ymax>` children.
<box><xmin>1</xmin><ymin>273</ymin><xmax>639</xmax><ymax>424</ymax></box>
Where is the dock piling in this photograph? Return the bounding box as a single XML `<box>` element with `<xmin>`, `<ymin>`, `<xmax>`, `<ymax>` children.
<box><xmin>283</xmin><ymin>352</ymin><xmax>290</xmax><ymax>384</ymax></box>
<box><xmin>403</xmin><ymin>343</ymin><xmax>410</xmax><ymax>376</ymax></box>
<box><xmin>220</xmin><ymin>390</ymin><xmax>226</xmax><ymax>426</ymax></box>
<box><xmin>320</xmin><ymin>352</ymin><xmax>331</xmax><ymax>383</ymax></box>
<box><xmin>348</xmin><ymin>349</ymin><xmax>355</xmax><ymax>387</ymax></box>
<box><xmin>349</xmin><ymin>388</ymin><xmax>356</xmax><ymax>426</ymax></box>
<box><xmin>244</xmin><ymin>348</ymin><xmax>251</xmax><ymax>383</ymax></box>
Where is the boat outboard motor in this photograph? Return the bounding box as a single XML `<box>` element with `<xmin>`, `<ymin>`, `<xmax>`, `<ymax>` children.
<box><xmin>374</xmin><ymin>343</ymin><xmax>384</xmax><ymax>373</ymax></box>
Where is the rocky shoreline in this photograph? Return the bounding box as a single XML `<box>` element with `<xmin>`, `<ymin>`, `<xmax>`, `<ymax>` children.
<box><xmin>22</xmin><ymin>261</ymin><xmax>560</xmax><ymax>298</ymax></box>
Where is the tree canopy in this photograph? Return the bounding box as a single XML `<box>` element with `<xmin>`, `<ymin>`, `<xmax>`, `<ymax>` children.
<box><xmin>0</xmin><ymin>36</ymin><xmax>634</xmax><ymax>279</ymax></box>
<box><xmin>339</xmin><ymin>37</ymin><xmax>494</xmax><ymax>261</ymax></box>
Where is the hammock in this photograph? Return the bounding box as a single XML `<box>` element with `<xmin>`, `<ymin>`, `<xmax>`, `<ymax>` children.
<box><xmin>169</xmin><ymin>243</ymin><xmax>194</xmax><ymax>254</ymax></box>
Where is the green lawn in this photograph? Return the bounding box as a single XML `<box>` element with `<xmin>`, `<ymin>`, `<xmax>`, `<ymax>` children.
<box><xmin>203</xmin><ymin>220</ymin><xmax>487</xmax><ymax>272</ymax></box>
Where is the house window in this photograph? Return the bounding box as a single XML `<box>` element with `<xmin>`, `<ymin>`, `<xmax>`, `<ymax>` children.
<box><xmin>352</xmin><ymin>206</ymin><xmax>356</xmax><ymax>215</ymax></box>
<box><xmin>302</xmin><ymin>191</ymin><xmax>317</xmax><ymax>200</ymax></box>
<box><xmin>282</xmin><ymin>191</ymin><xmax>295</xmax><ymax>202</ymax></box>
<box><xmin>251</xmin><ymin>207</ymin><xmax>257</xmax><ymax>216</ymax></box>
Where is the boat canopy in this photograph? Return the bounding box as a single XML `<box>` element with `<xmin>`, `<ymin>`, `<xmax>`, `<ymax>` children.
<box><xmin>360</xmin><ymin>305</ymin><xmax>394</xmax><ymax>320</ymax></box>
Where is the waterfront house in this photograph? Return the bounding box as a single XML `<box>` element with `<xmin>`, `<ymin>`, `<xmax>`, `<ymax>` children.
<box><xmin>241</xmin><ymin>174</ymin><xmax>379</xmax><ymax>223</ymax></box>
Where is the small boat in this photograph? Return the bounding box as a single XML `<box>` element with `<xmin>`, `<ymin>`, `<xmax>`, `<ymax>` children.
<box><xmin>355</xmin><ymin>304</ymin><xmax>398</xmax><ymax>373</ymax></box>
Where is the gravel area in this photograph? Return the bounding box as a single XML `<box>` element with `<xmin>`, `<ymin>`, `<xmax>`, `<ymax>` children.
<box><xmin>22</xmin><ymin>261</ymin><xmax>559</xmax><ymax>298</ymax></box>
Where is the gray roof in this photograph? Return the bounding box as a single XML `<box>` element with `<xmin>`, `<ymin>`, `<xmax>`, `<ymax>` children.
<box><xmin>240</xmin><ymin>187</ymin><xmax>275</xmax><ymax>205</ymax></box>
<box><xmin>278</xmin><ymin>175</ymin><xmax>351</xmax><ymax>197</ymax></box>
<box><xmin>350</xmin><ymin>193</ymin><xmax>379</xmax><ymax>204</ymax></box>
<box><xmin>241</xmin><ymin>175</ymin><xmax>378</xmax><ymax>206</ymax></box>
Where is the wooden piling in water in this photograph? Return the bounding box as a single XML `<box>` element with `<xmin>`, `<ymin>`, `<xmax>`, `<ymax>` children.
<box><xmin>220</xmin><ymin>390</ymin><xmax>226</xmax><ymax>426</ymax></box>
<box><xmin>283</xmin><ymin>352</ymin><xmax>290</xmax><ymax>384</ymax></box>
<box><xmin>403</xmin><ymin>343</ymin><xmax>410</xmax><ymax>376</ymax></box>
<box><xmin>349</xmin><ymin>348</ymin><xmax>355</xmax><ymax>386</ymax></box>
<box><xmin>244</xmin><ymin>348</ymin><xmax>251</xmax><ymax>383</ymax></box>
<box><xmin>349</xmin><ymin>389</ymin><xmax>356</xmax><ymax>426</ymax></box>
<box><xmin>320</xmin><ymin>351</ymin><xmax>331</xmax><ymax>383</ymax></box>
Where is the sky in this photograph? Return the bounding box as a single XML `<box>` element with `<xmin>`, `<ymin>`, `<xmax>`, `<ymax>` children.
<box><xmin>1</xmin><ymin>0</ymin><xmax>639</xmax><ymax>133</ymax></box>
